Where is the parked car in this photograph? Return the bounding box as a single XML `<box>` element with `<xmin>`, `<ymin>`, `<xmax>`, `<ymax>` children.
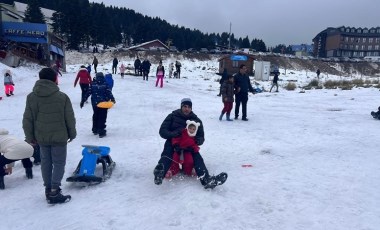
<box><xmin>200</xmin><ymin>48</ymin><xmax>209</xmax><ymax>53</ymax></box>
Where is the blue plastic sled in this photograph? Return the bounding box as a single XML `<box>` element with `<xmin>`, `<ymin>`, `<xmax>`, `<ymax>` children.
<box><xmin>66</xmin><ymin>145</ymin><xmax>116</xmax><ymax>183</ymax></box>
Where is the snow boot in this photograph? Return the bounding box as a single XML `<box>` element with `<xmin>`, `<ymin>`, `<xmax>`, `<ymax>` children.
<box><xmin>219</xmin><ymin>112</ymin><xmax>224</xmax><ymax>121</ymax></box>
<box><xmin>153</xmin><ymin>163</ymin><xmax>165</xmax><ymax>185</ymax></box>
<box><xmin>202</xmin><ymin>172</ymin><xmax>228</xmax><ymax>189</ymax></box>
<box><xmin>0</xmin><ymin>176</ymin><xmax>4</xmax><ymax>190</ymax></box>
<box><xmin>25</xmin><ymin>167</ymin><xmax>33</xmax><ymax>179</ymax></box>
<box><xmin>99</xmin><ymin>130</ymin><xmax>107</xmax><ymax>138</ymax></box>
<box><xmin>226</xmin><ymin>114</ymin><xmax>233</xmax><ymax>121</ymax></box>
<box><xmin>47</xmin><ymin>188</ymin><xmax>71</xmax><ymax>204</ymax></box>
<box><xmin>6</xmin><ymin>94</ymin><xmax>11</xmax><ymax>97</ymax></box>
<box><xmin>10</xmin><ymin>91</ymin><xmax>14</xmax><ymax>95</ymax></box>
<box><xmin>45</xmin><ymin>187</ymin><xmax>51</xmax><ymax>200</ymax></box>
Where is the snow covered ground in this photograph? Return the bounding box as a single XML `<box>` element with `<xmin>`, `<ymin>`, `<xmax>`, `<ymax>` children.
<box><xmin>1</xmin><ymin>53</ymin><xmax>380</xmax><ymax>230</ymax></box>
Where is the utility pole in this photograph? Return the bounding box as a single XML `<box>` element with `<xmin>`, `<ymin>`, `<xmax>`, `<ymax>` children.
<box><xmin>228</xmin><ymin>22</ymin><xmax>231</xmax><ymax>50</ymax></box>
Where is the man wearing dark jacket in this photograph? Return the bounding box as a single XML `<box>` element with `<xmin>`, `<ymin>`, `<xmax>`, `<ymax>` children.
<box><xmin>234</xmin><ymin>64</ymin><xmax>255</xmax><ymax>121</ymax></box>
<box><xmin>112</xmin><ymin>57</ymin><xmax>118</xmax><ymax>74</ymax></box>
<box><xmin>23</xmin><ymin>67</ymin><xmax>76</xmax><ymax>204</ymax></box>
<box><xmin>153</xmin><ymin>98</ymin><xmax>227</xmax><ymax>189</ymax></box>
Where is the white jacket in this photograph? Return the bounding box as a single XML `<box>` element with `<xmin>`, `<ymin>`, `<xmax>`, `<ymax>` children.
<box><xmin>0</xmin><ymin>128</ymin><xmax>33</xmax><ymax>160</ymax></box>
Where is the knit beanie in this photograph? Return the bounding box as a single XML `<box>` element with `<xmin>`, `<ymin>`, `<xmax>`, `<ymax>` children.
<box><xmin>96</xmin><ymin>72</ymin><xmax>104</xmax><ymax>79</ymax></box>
<box><xmin>181</xmin><ymin>98</ymin><xmax>192</xmax><ymax>108</ymax></box>
<box><xmin>39</xmin><ymin>68</ymin><xmax>57</xmax><ymax>82</ymax></box>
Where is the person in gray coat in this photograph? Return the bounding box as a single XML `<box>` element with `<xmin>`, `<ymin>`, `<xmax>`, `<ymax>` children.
<box><xmin>23</xmin><ymin>67</ymin><xmax>76</xmax><ymax>204</ymax></box>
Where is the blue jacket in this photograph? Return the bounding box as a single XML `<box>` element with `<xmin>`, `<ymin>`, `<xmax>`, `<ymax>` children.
<box><xmin>105</xmin><ymin>73</ymin><xmax>114</xmax><ymax>89</ymax></box>
<box><xmin>84</xmin><ymin>75</ymin><xmax>115</xmax><ymax>107</ymax></box>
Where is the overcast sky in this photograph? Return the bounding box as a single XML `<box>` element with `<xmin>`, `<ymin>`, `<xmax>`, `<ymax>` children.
<box><xmin>91</xmin><ymin>0</ymin><xmax>380</xmax><ymax>47</ymax></box>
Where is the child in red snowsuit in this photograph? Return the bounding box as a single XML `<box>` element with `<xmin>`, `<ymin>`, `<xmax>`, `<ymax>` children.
<box><xmin>167</xmin><ymin>120</ymin><xmax>201</xmax><ymax>177</ymax></box>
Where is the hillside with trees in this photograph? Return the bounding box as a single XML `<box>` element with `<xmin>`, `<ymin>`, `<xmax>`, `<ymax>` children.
<box><xmin>13</xmin><ymin>0</ymin><xmax>267</xmax><ymax>51</ymax></box>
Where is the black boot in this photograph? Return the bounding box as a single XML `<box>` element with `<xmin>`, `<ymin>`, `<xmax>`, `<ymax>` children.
<box><xmin>0</xmin><ymin>176</ymin><xmax>4</xmax><ymax>190</ymax></box>
<box><xmin>45</xmin><ymin>187</ymin><xmax>51</xmax><ymax>200</ymax></box>
<box><xmin>202</xmin><ymin>172</ymin><xmax>228</xmax><ymax>189</ymax></box>
<box><xmin>153</xmin><ymin>163</ymin><xmax>165</xmax><ymax>185</ymax></box>
<box><xmin>47</xmin><ymin>188</ymin><xmax>71</xmax><ymax>204</ymax></box>
<box><xmin>10</xmin><ymin>91</ymin><xmax>14</xmax><ymax>95</ymax></box>
<box><xmin>25</xmin><ymin>167</ymin><xmax>33</xmax><ymax>179</ymax></box>
<box><xmin>99</xmin><ymin>130</ymin><xmax>107</xmax><ymax>138</ymax></box>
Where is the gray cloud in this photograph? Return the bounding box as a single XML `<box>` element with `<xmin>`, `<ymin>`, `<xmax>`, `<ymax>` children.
<box><xmin>91</xmin><ymin>0</ymin><xmax>380</xmax><ymax>47</ymax></box>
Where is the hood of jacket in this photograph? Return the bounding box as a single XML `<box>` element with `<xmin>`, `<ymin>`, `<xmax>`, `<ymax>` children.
<box><xmin>32</xmin><ymin>79</ymin><xmax>59</xmax><ymax>97</ymax></box>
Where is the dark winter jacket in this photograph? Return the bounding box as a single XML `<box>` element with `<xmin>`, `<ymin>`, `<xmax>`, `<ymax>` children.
<box><xmin>74</xmin><ymin>68</ymin><xmax>92</xmax><ymax>86</ymax></box>
<box><xmin>23</xmin><ymin>79</ymin><xmax>77</xmax><ymax>145</ymax></box>
<box><xmin>234</xmin><ymin>72</ymin><xmax>254</xmax><ymax>94</ymax></box>
<box><xmin>112</xmin><ymin>58</ymin><xmax>118</xmax><ymax>67</ymax></box>
<box><xmin>134</xmin><ymin>59</ymin><xmax>141</xmax><ymax>68</ymax></box>
<box><xmin>83</xmin><ymin>75</ymin><xmax>115</xmax><ymax>107</ymax></box>
<box><xmin>221</xmin><ymin>81</ymin><xmax>235</xmax><ymax>102</ymax></box>
<box><xmin>92</xmin><ymin>57</ymin><xmax>98</xmax><ymax>66</ymax></box>
<box><xmin>142</xmin><ymin>60</ymin><xmax>151</xmax><ymax>72</ymax></box>
<box><xmin>159</xmin><ymin>109</ymin><xmax>204</xmax><ymax>145</ymax></box>
<box><xmin>273</xmin><ymin>73</ymin><xmax>279</xmax><ymax>84</ymax></box>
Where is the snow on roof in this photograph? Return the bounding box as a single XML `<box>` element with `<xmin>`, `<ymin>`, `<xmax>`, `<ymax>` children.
<box><xmin>14</xmin><ymin>1</ymin><xmax>55</xmax><ymax>21</ymax></box>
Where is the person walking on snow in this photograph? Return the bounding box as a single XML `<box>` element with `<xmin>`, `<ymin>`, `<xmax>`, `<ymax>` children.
<box><xmin>4</xmin><ymin>70</ymin><xmax>15</xmax><ymax>97</ymax></box>
<box><xmin>234</xmin><ymin>64</ymin><xmax>255</xmax><ymax>121</ymax></box>
<box><xmin>74</xmin><ymin>65</ymin><xmax>92</xmax><ymax>104</ymax></box>
<box><xmin>155</xmin><ymin>60</ymin><xmax>165</xmax><ymax>88</ymax></box>
<box><xmin>219</xmin><ymin>75</ymin><xmax>235</xmax><ymax>121</ymax></box>
<box><xmin>23</xmin><ymin>67</ymin><xmax>76</xmax><ymax>204</ymax></box>
<box><xmin>112</xmin><ymin>57</ymin><xmax>118</xmax><ymax>74</ymax></box>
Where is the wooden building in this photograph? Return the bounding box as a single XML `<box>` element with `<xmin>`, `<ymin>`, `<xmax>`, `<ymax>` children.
<box><xmin>218</xmin><ymin>52</ymin><xmax>255</xmax><ymax>76</ymax></box>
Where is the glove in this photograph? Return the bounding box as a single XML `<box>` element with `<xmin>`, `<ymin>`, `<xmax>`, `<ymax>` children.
<box><xmin>173</xmin><ymin>145</ymin><xmax>181</xmax><ymax>153</ymax></box>
<box><xmin>80</xmin><ymin>101</ymin><xmax>84</xmax><ymax>108</ymax></box>
<box><xmin>12</xmin><ymin>83</ymin><xmax>15</xmax><ymax>86</ymax></box>
<box><xmin>195</xmin><ymin>137</ymin><xmax>204</xmax><ymax>145</ymax></box>
<box><xmin>112</xmin><ymin>100</ymin><xmax>116</xmax><ymax>104</ymax></box>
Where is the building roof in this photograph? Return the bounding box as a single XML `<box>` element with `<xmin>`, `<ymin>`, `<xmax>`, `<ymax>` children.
<box><xmin>14</xmin><ymin>1</ymin><xmax>55</xmax><ymax>24</ymax></box>
<box><xmin>126</xmin><ymin>39</ymin><xmax>169</xmax><ymax>51</ymax></box>
<box><xmin>218</xmin><ymin>52</ymin><xmax>255</xmax><ymax>62</ymax></box>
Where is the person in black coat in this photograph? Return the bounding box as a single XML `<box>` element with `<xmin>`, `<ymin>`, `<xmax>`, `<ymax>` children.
<box><xmin>134</xmin><ymin>58</ymin><xmax>141</xmax><ymax>75</ymax></box>
<box><xmin>269</xmin><ymin>70</ymin><xmax>280</xmax><ymax>92</ymax></box>
<box><xmin>234</xmin><ymin>64</ymin><xmax>255</xmax><ymax>121</ymax></box>
<box><xmin>153</xmin><ymin>98</ymin><xmax>227</xmax><ymax>189</ymax></box>
<box><xmin>371</xmin><ymin>106</ymin><xmax>380</xmax><ymax>120</ymax></box>
<box><xmin>142</xmin><ymin>59</ymin><xmax>151</xmax><ymax>81</ymax></box>
<box><xmin>112</xmin><ymin>57</ymin><xmax>118</xmax><ymax>74</ymax></box>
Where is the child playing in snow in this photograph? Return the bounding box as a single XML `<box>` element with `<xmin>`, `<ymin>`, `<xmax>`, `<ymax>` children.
<box><xmin>4</xmin><ymin>70</ymin><xmax>15</xmax><ymax>97</ymax></box>
<box><xmin>119</xmin><ymin>63</ymin><xmax>126</xmax><ymax>78</ymax></box>
<box><xmin>166</xmin><ymin>120</ymin><xmax>201</xmax><ymax>178</ymax></box>
<box><xmin>219</xmin><ymin>75</ymin><xmax>235</xmax><ymax>121</ymax></box>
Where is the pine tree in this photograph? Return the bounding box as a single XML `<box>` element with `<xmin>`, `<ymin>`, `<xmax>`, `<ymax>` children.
<box><xmin>23</xmin><ymin>0</ymin><xmax>45</xmax><ymax>23</ymax></box>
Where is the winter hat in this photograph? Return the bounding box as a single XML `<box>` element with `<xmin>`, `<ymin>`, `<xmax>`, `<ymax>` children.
<box><xmin>39</xmin><ymin>67</ymin><xmax>57</xmax><ymax>82</ymax></box>
<box><xmin>5</xmin><ymin>69</ymin><xmax>11</xmax><ymax>76</ymax></box>
<box><xmin>181</xmin><ymin>98</ymin><xmax>192</xmax><ymax>108</ymax></box>
<box><xmin>186</xmin><ymin>120</ymin><xmax>200</xmax><ymax>137</ymax></box>
<box><xmin>96</xmin><ymin>72</ymin><xmax>105</xmax><ymax>79</ymax></box>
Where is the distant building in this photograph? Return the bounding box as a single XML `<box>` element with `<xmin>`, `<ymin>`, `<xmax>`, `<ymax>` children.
<box><xmin>291</xmin><ymin>44</ymin><xmax>313</xmax><ymax>57</ymax></box>
<box><xmin>126</xmin><ymin>39</ymin><xmax>169</xmax><ymax>52</ymax></box>
<box><xmin>218</xmin><ymin>52</ymin><xmax>255</xmax><ymax>76</ymax></box>
<box><xmin>313</xmin><ymin>26</ymin><xmax>380</xmax><ymax>58</ymax></box>
<box><xmin>0</xmin><ymin>1</ymin><xmax>66</xmax><ymax>69</ymax></box>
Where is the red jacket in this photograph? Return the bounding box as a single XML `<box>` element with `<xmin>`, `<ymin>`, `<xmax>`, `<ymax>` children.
<box><xmin>172</xmin><ymin>129</ymin><xmax>200</xmax><ymax>153</ymax></box>
<box><xmin>74</xmin><ymin>68</ymin><xmax>92</xmax><ymax>87</ymax></box>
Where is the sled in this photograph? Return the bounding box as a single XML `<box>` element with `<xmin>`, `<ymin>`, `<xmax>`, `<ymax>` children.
<box><xmin>66</xmin><ymin>145</ymin><xmax>116</xmax><ymax>183</ymax></box>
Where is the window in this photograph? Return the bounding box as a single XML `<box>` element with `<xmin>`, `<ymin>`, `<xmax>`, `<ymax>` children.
<box><xmin>345</xmin><ymin>37</ymin><xmax>349</xmax><ymax>42</ymax></box>
<box><xmin>351</xmin><ymin>37</ymin><xmax>355</xmax><ymax>42</ymax></box>
<box><xmin>375</xmin><ymin>45</ymin><xmax>379</xmax><ymax>50</ymax></box>
<box><xmin>363</xmin><ymin>29</ymin><xmax>368</xmax><ymax>33</ymax></box>
<box><xmin>361</xmin><ymin>45</ymin><xmax>365</xmax><ymax>50</ymax></box>
<box><xmin>359</xmin><ymin>52</ymin><xmax>365</xmax><ymax>57</ymax></box>
<box><xmin>232</xmin><ymin>61</ymin><xmax>239</xmax><ymax>68</ymax></box>
<box><xmin>357</xmin><ymin>29</ymin><xmax>362</xmax><ymax>33</ymax></box>
<box><xmin>363</xmin><ymin>38</ymin><xmax>367</xmax><ymax>42</ymax></box>
<box><xmin>351</xmin><ymin>28</ymin><xmax>355</xmax><ymax>33</ymax></box>
<box><xmin>368</xmin><ymin>45</ymin><xmax>372</xmax><ymax>50</ymax></box>
<box><xmin>355</xmin><ymin>45</ymin><xmax>359</xmax><ymax>50</ymax></box>
<box><xmin>369</xmin><ymin>38</ymin><xmax>373</xmax><ymax>43</ymax></box>
<box><xmin>353</xmin><ymin>51</ymin><xmax>358</xmax><ymax>57</ymax></box>
<box><xmin>376</xmin><ymin>38</ymin><xmax>380</xmax><ymax>43</ymax></box>
<box><xmin>370</xmin><ymin>29</ymin><xmax>375</xmax><ymax>33</ymax></box>
<box><xmin>377</xmin><ymin>29</ymin><xmax>380</xmax><ymax>33</ymax></box>
<box><xmin>350</xmin><ymin>45</ymin><xmax>354</xmax><ymax>49</ymax></box>
<box><xmin>346</xmin><ymin>28</ymin><xmax>350</xmax><ymax>32</ymax></box>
